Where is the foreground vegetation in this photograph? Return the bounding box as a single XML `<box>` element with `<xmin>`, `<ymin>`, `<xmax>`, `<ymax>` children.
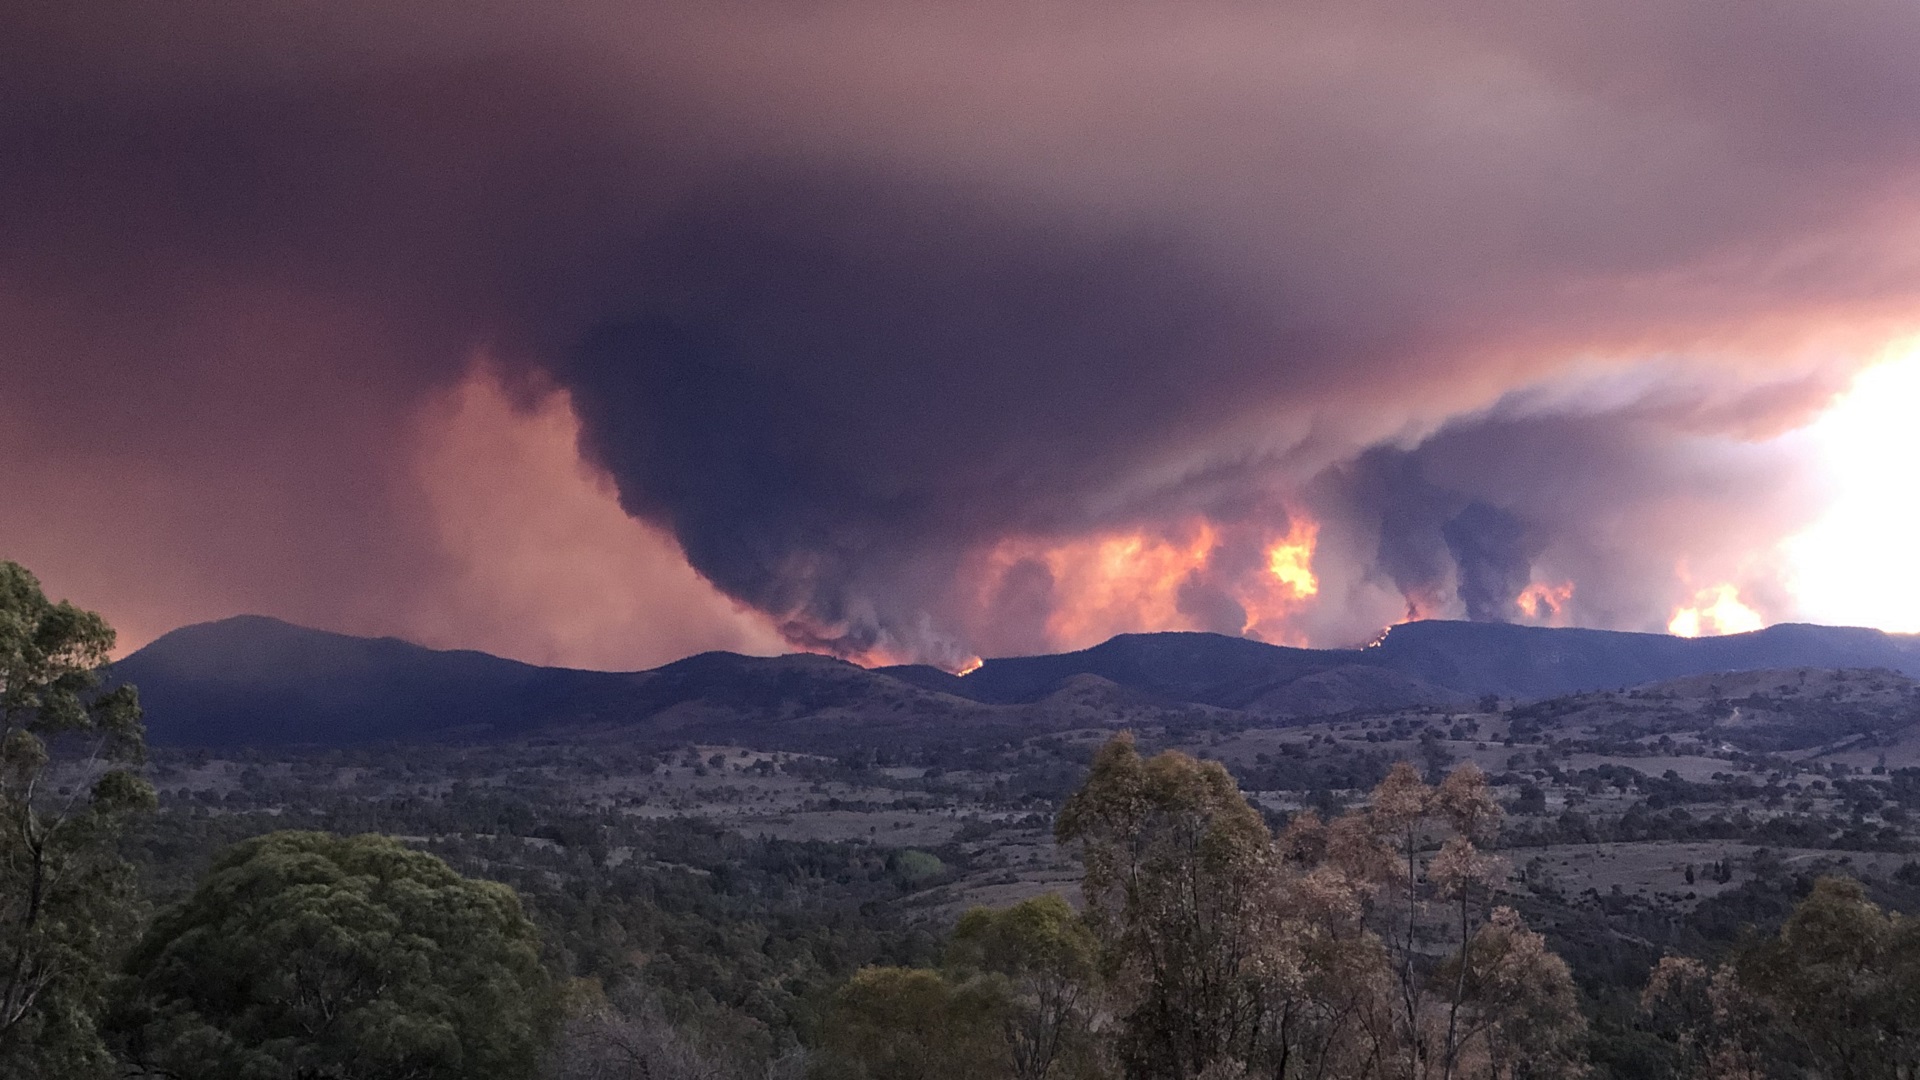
<box><xmin>9</xmin><ymin>560</ymin><xmax>1920</xmax><ymax>1078</ymax></box>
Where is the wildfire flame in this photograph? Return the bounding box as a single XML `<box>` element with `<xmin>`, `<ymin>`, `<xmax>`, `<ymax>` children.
<box><xmin>1264</xmin><ymin>519</ymin><xmax>1320</xmax><ymax>599</ymax></box>
<box><xmin>1516</xmin><ymin>580</ymin><xmax>1574</xmax><ymax>622</ymax></box>
<box><xmin>977</xmin><ymin>511</ymin><xmax>1321</xmax><ymax>651</ymax></box>
<box><xmin>1667</xmin><ymin>583</ymin><xmax>1764</xmax><ymax>637</ymax></box>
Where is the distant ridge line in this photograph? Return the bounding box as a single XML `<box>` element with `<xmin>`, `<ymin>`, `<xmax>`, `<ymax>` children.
<box><xmin>118</xmin><ymin>616</ymin><xmax>1920</xmax><ymax>748</ymax></box>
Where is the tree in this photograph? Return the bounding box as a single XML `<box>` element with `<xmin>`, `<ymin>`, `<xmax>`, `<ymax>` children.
<box><xmin>0</xmin><ymin>560</ymin><xmax>151</xmax><ymax>1077</ymax></box>
<box><xmin>116</xmin><ymin>830</ymin><xmax>558</xmax><ymax>1080</ymax></box>
<box><xmin>1054</xmin><ymin>737</ymin><xmax>1584</xmax><ymax>1080</ymax></box>
<box><xmin>1444</xmin><ymin>908</ymin><xmax>1587</xmax><ymax>1080</ymax></box>
<box><xmin>546</xmin><ymin>982</ymin><xmax>801</xmax><ymax>1080</ymax></box>
<box><xmin>1639</xmin><ymin>956</ymin><xmax>1769</xmax><ymax>1080</ymax></box>
<box><xmin>1641</xmin><ymin>877</ymin><xmax>1920</xmax><ymax>1079</ymax></box>
<box><xmin>1428</xmin><ymin>765</ymin><xmax>1512</xmax><ymax>1080</ymax></box>
<box><xmin>816</xmin><ymin>966</ymin><xmax>1005</xmax><ymax>1080</ymax></box>
<box><xmin>1735</xmin><ymin>876</ymin><xmax>1920</xmax><ymax>1079</ymax></box>
<box><xmin>1055</xmin><ymin>734</ymin><xmax>1278</xmax><ymax>1079</ymax></box>
<box><xmin>1357</xmin><ymin>761</ymin><xmax>1581</xmax><ymax>1080</ymax></box>
<box><xmin>946</xmin><ymin>894</ymin><xmax>1099</xmax><ymax>1080</ymax></box>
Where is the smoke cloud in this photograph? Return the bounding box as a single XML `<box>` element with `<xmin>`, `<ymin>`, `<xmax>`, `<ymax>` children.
<box><xmin>3</xmin><ymin>0</ymin><xmax>1917</xmax><ymax>665</ymax></box>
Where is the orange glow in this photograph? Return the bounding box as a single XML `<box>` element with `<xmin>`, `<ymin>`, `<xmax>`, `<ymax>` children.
<box><xmin>1242</xmin><ymin>516</ymin><xmax>1321</xmax><ymax>643</ymax></box>
<box><xmin>978</xmin><ymin>510</ymin><xmax>1322</xmax><ymax>651</ymax></box>
<box><xmin>1516</xmin><ymin>580</ymin><xmax>1574</xmax><ymax>622</ymax></box>
<box><xmin>1265</xmin><ymin>519</ymin><xmax>1319</xmax><ymax>598</ymax></box>
<box><xmin>955</xmin><ymin>656</ymin><xmax>983</xmax><ymax>676</ymax></box>
<box><xmin>1667</xmin><ymin>583</ymin><xmax>1765</xmax><ymax>637</ymax></box>
<box><xmin>1031</xmin><ymin>520</ymin><xmax>1219</xmax><ymax>646</ymax></box>
<box><xmin>408</xmin><ymin>361</ymin><xmax>791</xmax><ymax>669</ymax></box>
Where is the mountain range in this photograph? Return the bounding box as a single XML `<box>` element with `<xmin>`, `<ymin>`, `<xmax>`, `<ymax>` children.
<box><xmin>117</xmin><ymin>615</ymin><xmax>1920</xmax><ymax>748</ymax></box>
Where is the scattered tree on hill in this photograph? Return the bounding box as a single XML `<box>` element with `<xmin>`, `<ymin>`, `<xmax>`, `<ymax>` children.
<box><xmin>115</xmin><ymin>830</ymin><xmax>558</xmax><ymax>1080</ymax></box>
<box><xmin>0</xmin><ymin>560</ymin><xmax>151</xmax><ymax>1077</ymax></box>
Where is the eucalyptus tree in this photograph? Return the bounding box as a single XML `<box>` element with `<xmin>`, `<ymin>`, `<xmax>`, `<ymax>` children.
<box><xmin>0</xmin><ymin>560</ymin><xmax>151</xmax><ymax>1077</ymax></box>
<box><xmin>947</xmin><ymin>893</ymin><xmax>1100</xmax><ymax>1080</ymax></box>
<box><xmin>1056</xmin><ymin>734</ymin><xmax>1281</xmax><ymax>1079</ymax></box>
<box><xmin>819</xmin><ymin>965</ymin><xmax>1006</xmax><ymax>1080</ymax></box>
<box><xmin>117</xmin><ymin>830</ymin><xmax>558</xmax><ymax>1080</ymax></box>
<box><xmin>1056</xmin><ymin>735</ymin><xmax>1587</xmax><ymax>1080</ymax></box>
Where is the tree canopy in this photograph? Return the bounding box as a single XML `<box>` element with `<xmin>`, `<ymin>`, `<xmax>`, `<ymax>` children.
<box><xmin>117</xmin><ymin>829</ymin><xmax>558</xmax><ymax>1080</ymax></box>
<box><xmin>1056</xmin><ymin>734</ymin><xmax>1586</xmax><ymax>1080</ymax></box>
<box><xmin>0</xmin><ymin>560</ymin><xmax>150</xmax><ymax>1077</ymax></box>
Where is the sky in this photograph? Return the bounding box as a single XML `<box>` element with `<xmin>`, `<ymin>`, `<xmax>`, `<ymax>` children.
<box><xmin>5</xmin><ymin>0</ymin><xmax>1920</xmax><ymax>671</ymax></box>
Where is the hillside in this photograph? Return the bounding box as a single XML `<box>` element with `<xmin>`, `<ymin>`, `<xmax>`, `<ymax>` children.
<box><xmin>1362</xmin><ymin>619</ymin><xmax>1920</xmax><ymax>698</ymax></box>
<box><xmin>119</xmin><ymin>615</ymin><xmax>1920</xmax><ymax>747</ymax></box>
<box><xmin>115</xmin><ymin>616</ymin><xmax>647</xmax><ymax>745</ymax></box>
<box><xmin>120</xmin><ymin>618</ymin><xmax>1205</xmax><ymax>748</ymax></box>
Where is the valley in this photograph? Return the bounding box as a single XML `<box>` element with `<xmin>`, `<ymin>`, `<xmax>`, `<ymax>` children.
<box><xmin>107</xmin><ymin>616</ymin><xmax>1920</xmax><ymax>1073</ymax></box>
<box><xmin>133</xmin><ymin>656</ymin><xmax>1920</xmax><ymax>956</ymax></box>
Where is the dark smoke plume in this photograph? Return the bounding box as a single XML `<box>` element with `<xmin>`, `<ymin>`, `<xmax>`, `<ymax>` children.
<box><xmin>0</xmin><ymin>0</ymin><xmax>1913</xmax><ymax>662</ymax></box>
<box><xmin>1443</xmin><ymin>503</ymin><xmax>1543</xmax><ymax>624</ymax></box>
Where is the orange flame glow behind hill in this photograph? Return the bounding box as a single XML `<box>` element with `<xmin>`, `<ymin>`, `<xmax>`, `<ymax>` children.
<box><xmin>1265</xmin><ymin>519</ymin><xmax>1319</xmax><ymax>599</ymax></box>
<box><xmin>1244</xmin><ymin>518</ymin><xmax>1320</xmax><ymax>643</ymax></box>
<box><xmin>1668</xmin><ymin>583</ymin><xmax>1764</xmax><ymax>637</ymax></box>
<box><xmin>994</xmin><ymin>520</ymin><xmax>1219</xmax><ymax>648</ymax></box>
<box><xmin>977</xmin><ymin>512</ymin><xmax>1322</xmax><ymax>652</ymax></box>
<box><xmin>1516</xmin><ymin>580</ymin><xmax>1574</xmax><ymax>623</ymax></box>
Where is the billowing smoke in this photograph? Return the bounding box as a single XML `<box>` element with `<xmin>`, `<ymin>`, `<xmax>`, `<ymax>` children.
<box><xmin>1330</xmin><ymin>445</ymin><xmax>1546</xmax><ymax>624</ymax></box>
<box><xmin>1443</xmin><ymin>504</ymin><xmax>1543</xmax><ymax>624</ymax></box>
<box><xmin>2</xmin><ymin>0</ymin><xmax>1915</xmax><ymax>664</ymax></box>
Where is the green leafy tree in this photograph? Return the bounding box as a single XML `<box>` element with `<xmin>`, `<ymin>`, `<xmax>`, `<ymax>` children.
<box><xmin>947</xmin><ymin>894</ymin><xmax>1100</xmax><ymax>1080</ymax></box>
<box><xmin>546</xmin><ymin>982</ymin><xmax>798</xmax><ymax>1080</ymax></box>
<box><xmin>1640</xmin><ymin>956</ymin><xmax>1769</xmax><ymax>1080</ymax></box>
<box><xmin>1640</xmin><ymin>877</ymin><xmax>1920</xmax><ymax>1079</ymax></box>
<box><xmin>1735</xmin><ymin>876</ymin><xmax>1920</xmax><ymax>1079</ymax></box>
<box><xmin>116</xmin><ymin>830</ymin><xmax>558</xmax><ymax>1080</ymax></box>
<box><xmin>1055</xmin><ymin>734</ymin><xmax>1278</xmax><ymax>1079</ymax></box>
<box><xmin>0</xmin><ymin>560</ymin><xmax>151</xmax><ymax>1077</ymax></box>
<box><xmin>816</xmin><ymin>966</ymin><xmax>1005</xmax><ymax>1080</ymax></box>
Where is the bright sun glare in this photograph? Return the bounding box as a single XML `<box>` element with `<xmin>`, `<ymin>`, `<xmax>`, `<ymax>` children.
<box><xmin>1787</xmin><ymin>343</ymin><xmax>1920</xmax><ymax>634</ymax></box>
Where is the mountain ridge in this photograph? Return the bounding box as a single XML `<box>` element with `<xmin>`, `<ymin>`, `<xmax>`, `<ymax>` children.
<box><xmin>117</xmin><ymin>615</ymin><xmax>1920</xmax><ymax>747</ymax></box>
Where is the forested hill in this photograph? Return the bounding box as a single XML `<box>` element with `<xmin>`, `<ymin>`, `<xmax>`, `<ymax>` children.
<box><xmin>115</xmin><ymin>616</ymin><xmax>650</xmax><ymax>746</ymax></box>
<box><xmin>895</xmin><ymin>621</ymin><xmax>1920</xmax><ymax>705</ymax></box>
<box><xmin>120</xmin><ymin>614</ymin><xmax>1920</xmax><ymax>748</ymax></box>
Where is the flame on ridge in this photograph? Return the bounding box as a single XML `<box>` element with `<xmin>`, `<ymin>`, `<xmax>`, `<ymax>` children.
<box><xmin>1516</xmin><ymin>580</ymin><xmax>1574</xmax><ymax>622</ymax></box>
<box><xmin>1668</xmin><ymin>583</ymin><xmax>1764</xmax><ymax>637</ymax></box>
